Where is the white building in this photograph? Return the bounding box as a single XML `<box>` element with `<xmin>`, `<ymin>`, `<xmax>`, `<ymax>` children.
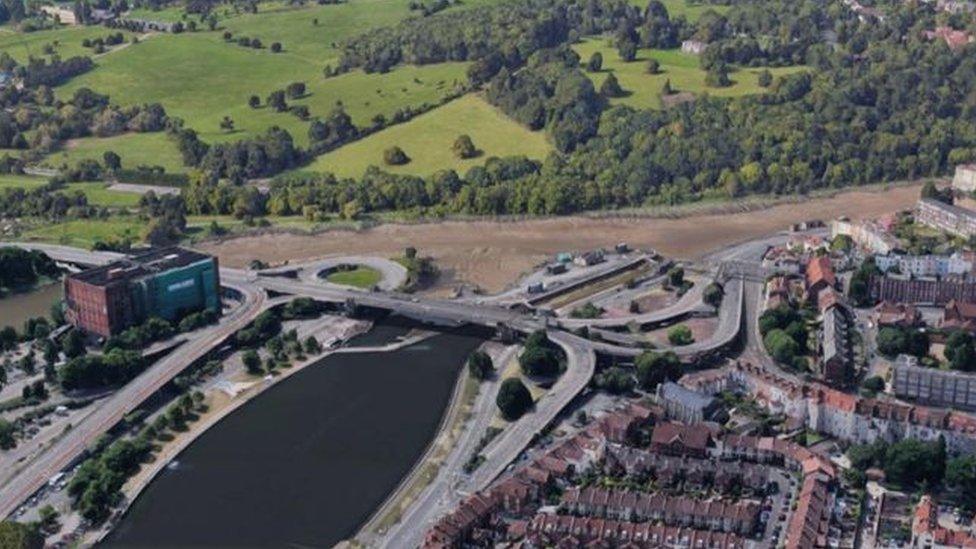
<box><xmin>874</xmin><ymin>252</ymin><xmax>973</xmax><ymax>278</ymax></box>
<box><xmin>952</xmin><ymin>164</ymin><xmax>976</xmax><ymax>193</ymax></box>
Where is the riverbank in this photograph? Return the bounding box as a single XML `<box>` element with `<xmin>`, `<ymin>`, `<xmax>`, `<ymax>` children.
<box><xmin>199</xmin><ymin>181</ymin><xmax>924</xmax><ymax>294</ymax></box>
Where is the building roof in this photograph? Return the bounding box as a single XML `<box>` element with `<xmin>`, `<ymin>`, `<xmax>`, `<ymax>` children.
<box><xmin>69</xmin><ymin>246</ymin><xmax>212</xmax><ymax>286</ymax></box>
<box><xmin>651</xmin><ymin>421</ymin><xmax>713</xmax><ymax>451</ymax></box>
<box><xmin>806</xmin><ymin>256</ymin><xmax>836</xmax><ymax>289</ymax></box>
<box><xmin>657</xmin><ymin>382</ymin><xmax>716</xmax><ymax>412</ymax></box>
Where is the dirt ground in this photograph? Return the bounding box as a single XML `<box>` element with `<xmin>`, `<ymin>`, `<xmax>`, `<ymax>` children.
<box><xmin>200</xmin><ymin>184</ymin><xmax>921</xmax><ymax>293</ymax></box>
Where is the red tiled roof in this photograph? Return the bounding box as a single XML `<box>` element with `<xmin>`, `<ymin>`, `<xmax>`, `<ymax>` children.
<box><xmin>651</xmin><ymin>421</ymin><xmax>712</xmax><ymax>451</ymax></box>
<box><xmin>806</xmin><ymin>256</ymin><xmax>836</xmax><ymax>289</ymax></box>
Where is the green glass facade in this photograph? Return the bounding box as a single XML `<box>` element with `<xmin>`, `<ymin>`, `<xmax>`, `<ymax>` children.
<box><xmin>131</xmin><ymin>258</ymin><xmax>221</xmax><ymax>323</ymax></box>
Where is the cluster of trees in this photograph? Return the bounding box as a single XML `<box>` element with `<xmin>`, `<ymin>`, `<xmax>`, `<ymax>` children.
<box><xmin>634</xmin><ymin>350</ymin><xmax>681</xmax><ymax>391</ymax></box>
<box><xmin>174</xmin><ymin>126</ymin><xmax>301</xmax><ymax>182</ymax></box>
<box><xmin>593</xmin><ymin>366</ymin><xmax>635</xmax><ymax>394</ymax></box>
<box><xmin>81</xmin><ymin>32</ymin><xmax>126</xmax><ymax>52</ymax></box>
<box><xmin>0</xmin><ymin>84</ymin><xmax>168</xmax><ymax>155</ymax></box>
<box><xmin>848</xmin><ymin>437</ymin><xmax>947</xmax><ymax>490</ymax></box>
<box><xmin>68</xmin><ymin>436</ymin><xmax>152</xmax><ymax>523</ymax></box>
<box><xmin>486</xmin><ymin>47</ymin><xmax>604</xmax><ymax>153</ymax></box>
<box><xmin>876</xmin><ymin>326</ymin><xmax>930</xmax><ymax>359</ymax></box>
<box><xmin>338</xmin><ymin>0</ymin><xmax>636</xmax><ymax>74</ymax></box>
<box><xmin>759</xmin><ymin>304</ymin><xmax>809</xmax><ymax>370</ymax></box>
<box><xmin>58</xmin><ymin>348</ymin><xmax>144</xmax><ymax>391</ymax></box>
<box><xmin>518</xmin><ymin>330</ymin><xmax>563</xmax><ymax>377</ymax></box>
<box><xmin>0</xmin><ymin>248</ymin><xmax>60</xmax><ymax>293</ymax></box>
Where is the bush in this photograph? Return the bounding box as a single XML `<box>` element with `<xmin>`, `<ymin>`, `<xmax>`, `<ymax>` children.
<box><xmin>667</xmin><ymin>325</ymin><xmax>694</xmax><ymax>346</ymax></box>
<box><xmin>496</xmin><ymin>378</ymin><xmax>532</xmax><ymax>420</ymax></box>
<box><xmin>467</xmin><ymin>350</ymin><xmax>494</xmax><ymax>380</ymax></box>
<box><xmin>383</xmin><ymin>146</ymin><xmax>410</xmax><ymax>165</ymax></box>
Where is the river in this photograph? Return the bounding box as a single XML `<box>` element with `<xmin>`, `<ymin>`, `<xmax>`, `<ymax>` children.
<box><xmin>104</xmin><ymin>323</ymin><xmax>487</xmax><ymax>547</ymax></box>
<box><xmin>0</xmin><ymin>283</ymin><xmax>61</xmax><ymax>330</ymax></box>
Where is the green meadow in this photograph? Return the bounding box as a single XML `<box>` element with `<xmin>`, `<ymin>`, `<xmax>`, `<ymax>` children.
<box><xmin>0</xmin><ymin>24</ymin><xmax>137</xmax><ymax>63</ymax></box>
<box><xmin>58</xmin><ymin>30</ymin><xmax>468</xmax><ymax>148</ymax></box>
<box><xmin>42</xmin><ymin>132</ymin><xmax>186</xmax><ymax>173</ymax></box>
<box><xmin>304</xmin><ymin>94</ymin><xmax>552</xmax><ymax>178</ymax></box>
<box><xmin>572</xmin><ymin>37</ymin><xmax>808</xmax><ymax>109</ymax></box>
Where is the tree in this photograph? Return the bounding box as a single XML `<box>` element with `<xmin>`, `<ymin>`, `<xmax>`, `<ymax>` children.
<box><xmin>594</xmin><ymin>367</ymin><xmax>635</xmax><ymax>395</ymax></box>
<box><xmin>242</xmin><ymin>350</ymin><xmax>262</xmax><ymax>374</ymax></box>
<box><xmin>286</xmin><ymin>82</ymin><xmax>306</xmax><ymax>99</ymax></box>
<box><xmin>383</xmin><ymin>146</ymin><xmax>410</xmax><ymax>165</ymax></box>
<box><xmin>668</xmin><ymin>325</ymin><xmax>694</xmax><ymax>346</ymax></box>
<box><xmin>467</xmin><ymin>350</ymin><xmax>494</xmax><ymax>380</ymax></box>
<box><xmin>0</xmin><ymin>419</ymin><xmax>15</xmax><ymax>450</ymax></box>
<box><xmin>764</xmin><ymin>329</ymin><xmax>799</xmax><ymax>365</ymax></box>
<box><xmin>248</xmin><ymin>95</ymin><xmax>261</xmax><ymax>109</ymax></box>
<box><xmin>452</xmin><ymin>135</ymin><xmax>478</xmax><ymax>159</ymax></box>
<box><xmin>267</xmin><ymin>90</ymin><xmax>287</xmax><ymax>112</ymax></box>
<box><xmin>586</xmin><ymin>51</ymin><xmax>603</xmax><ymax>72</ymax></box>
<box><xmin>947</xmin><ymin>455</ymin><xmax>976</xmax><ymax>511</ymax></box>
<box><xmin>102</xmin><ymin>150</ymin><xmax>121</xmax><ymax>172</ymax></box>
<box><xmin>876</xmin><ymin>327</ymin><xmax>908</xmax><ymax>357</ymax></box>
<box><xmin>705</xmin><ymin>63</ymin><xmax>731</xmax><ymax>88</ymax></box>
<box><xmin>304</xmin><ymin>336</ymin><xmax>322</xmax><ymax>355</ymax></box>
<box><xmin>661</xmin><ymin>78</ymin><xmax>674</xmax><ymax>95</ymax></box>
<box><xmin>0</xmin><ymin>520</ymin><xmax>43</xmax><ymax>549</ymax></box>
<box><xmin>635</xmin><ymin>351</ymin><xmax>681</xmax><ymax>391</ymax></box>
<box><xmin>519</xmin><ymin>345</ymin><xmax>560</xmax><ymax>377</ymax></box>
<box><xmin>667</xmin><ymin>266</ymin><xmax>684</xmax><ymax>288</ymax></box>
<box><xmin>496</xmin><ymin>378</ymin><xmax>532</xmax><ymax>420</ymax></box>
<box><xmin>219</xmin><ymin>116</ymin><xmax>234</xmax><ymax>132</ymax></box>
<box><xmin>600</xmin><ymin>72</ymin><xmax>626</xmax><ymax>98</ymax></box>
<box><xmin>861</xmin><ymin>375</ymin><xmax>885</xmax><ymax>394</ymax></box>
<box><xmin>270</xmin><ymin>42</ymin><xmax>282</xmax><ymax>53</ymax></box>
<box><xmin>646</xmin><ymin>59</ymin><xmax>660</xmax><ymax>74</ymax></box>
<box><xmin>618</xmin><ymin>39</ymin><xmax>637</xmax><ymax>62</ymax></box>
<box><xmin>757</xmin><ymin>69</ymin><xmax>773</xmax><ymax>88</ymax></box>
<box><xmin>703</xmin><ymin>282</ymin><xmax>723</xmax><ymax>308</ymax></box>
<box><xmin>946</xmin><ymin>331</ymin><xmax>976</xmax><ymax>371</ymax></box>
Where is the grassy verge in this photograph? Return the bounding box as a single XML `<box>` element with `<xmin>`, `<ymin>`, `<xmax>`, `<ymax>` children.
<box><xmin>326</xmin><ymin>266</ymin><xmax>382</xmax><ymax>289</ymax></box>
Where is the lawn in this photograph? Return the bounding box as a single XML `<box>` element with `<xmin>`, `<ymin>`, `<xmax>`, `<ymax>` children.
<box><xmin>326</xmin><ymin>266</ymin><xmax>382</xmax><ymax>288</ymax></box>
<box><xmin>0</xmin><ymin>175</ymin><xmax>137</xmax><ymax>206</ymax></box>
<box><xmin>58</xmin><ymin>30</ymin><xmax>468</xmax><ymax>147</ymax></box>
<box><xmin>636</xmin><ymin>0</ymin><xmax>731</xmax><ymax>22</ymax></box>
<box><xmin>0</xmin><ymin>174</ymin><xmax>48</xmax><ymax>191</ymax></box>
<box><xmin>0</xmin><ymin>24</ymin><xmax>137</xmax><ymax>63</ymax></box>
<box><xmin>22</xmin><ymin>217</ymin><xmax>144</xmax><ymax>248</ymax></box>
<box><xmin>65</xmin><ymin>182</ymin><xmax>142</xmax><ymax>207</ymax></box>
<box><xmin>41</xmin><ymin>132</ymin><xmax>187</xmax><ymax>173</ymax></box>
<box><xmin>572</xmin><ymin>37</ymin><xmax>808</xmax><ymax>109</ymax></box>
<box><xmin>303</xmin><ymin>94</ymin><xmax>552</xmax><ymax>178</ymax></box>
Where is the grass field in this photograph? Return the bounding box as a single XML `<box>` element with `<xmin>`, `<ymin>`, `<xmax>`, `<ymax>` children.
<box><xmin>0</xmin><ymin>174</ymin><xmax>48</xmax><ymax>191</ymax></box>
<box><xmin>304</xmin><ymin>94</ymin><xmax>552</xmax><ymax>177</ymax></box>
<box><xmin>22</xmin><ymin>217</ymin><xmax>144</xmax><ymax>248</ymax></box>
<box><xmin>58</xmin><ymin>30</ymin><xmax>468</xmax><ymax>147</ymax></box>
<box><xmin>0</xmin><ymin>175</ymin><xmax>140</xmax><ymax>206</ymax></box>
<box><xmin>0</xmin><ymin>25</ymin><xmax>137</xmax><ymax>64</ymax></box>
<box><xmin>42</xmin><ymin>132</ymin><xmax>187</xmax><ymax>173</ymax></box>
<box><xmin>326</xmin><ymin>266</ymin><xmax>382</xmax><ymax>288</ymax></box>
<box><xmin>639</xmin><ymin>0</ymin><xmax>731</xmax><ymax>21</ymax></box>
<box><xmin>65</xmin><ymin>182</ymin><xmax>142</xmax><ymax>207</ymax></box>
<box><xmin>572</xmin><ymin>38</ymin><xmax>808</xmax><ymax>109</ymax></box>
